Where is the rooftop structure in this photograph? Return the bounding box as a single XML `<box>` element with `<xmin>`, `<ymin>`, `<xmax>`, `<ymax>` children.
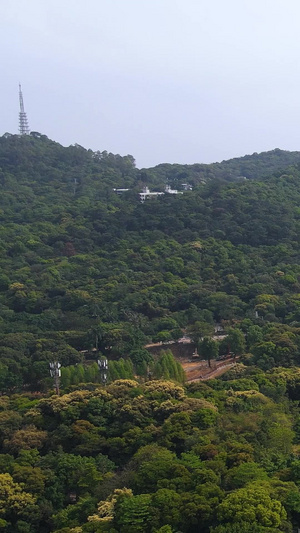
<box><xmin>113</xmin><ymin>188</ymin><xmax>130</xmax><ymax>194</ymax></box>
<box><xmin>139</xmin><ymin>186</ymin><xmax>164</xmax><ymax>203</ymax></box>
<box><xmin>165</xmin><ymin>185</ymin><xmax>182</xmax><ymax>195</ymax></box>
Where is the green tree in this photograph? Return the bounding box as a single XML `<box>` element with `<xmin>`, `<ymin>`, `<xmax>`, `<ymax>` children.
<box><xmin>198</xmin><ymin>337</ymin><xmax>219</xmax><ymax>367</ymax></box>
<box><xmin>216</xmin><ymin>483</ymin><xmax>287</xmax><ymax>529</ymax></box>
<box><xmin>0</xmin><ymin>473</ymin><xmax>38</xmax><ymax>527</ymax></box>
<box><xmin>114</xmin><ymin>492</ymin><xmax>152</xmax><ymax>533</ymax></box>
<box><xmin>226</xmin><ymin>328</ymin><xmax>246</xmax><ymax>358</ymax></box>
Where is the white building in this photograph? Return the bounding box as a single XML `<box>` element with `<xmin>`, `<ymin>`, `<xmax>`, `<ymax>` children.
<box><xmin>165</xmin><ymin>185</ymin><xmax>183</xmax><ymax>195</ymax></box>
<box><xmin>113</xmin><ymin>188</ymin><xmax>130</xmax><ymax>194</ymax></box>
<box><xmin>139</xmin><ymin>187</ymin><xmax>164</xmax><ymax>202</ymax></box>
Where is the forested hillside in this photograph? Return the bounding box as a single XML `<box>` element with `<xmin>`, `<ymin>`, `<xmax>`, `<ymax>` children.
<box><xmin>3</xmin><ymin>133</ymin><xmax>300</xmax><ymax>531</ymax></box>
<box><xmin>2</xmin><ymin>370</ymin><xmax>300</xmax><ymax>532</ymax></box>
<box><xmin>142</xmin><ymin>147</ymin><xmax>300</xmax><ymax>186</ymax></box>
<box><xmin>1</xmin><ymin>134</ymin><xmax>300</xmax><ymax>389</ymax></box>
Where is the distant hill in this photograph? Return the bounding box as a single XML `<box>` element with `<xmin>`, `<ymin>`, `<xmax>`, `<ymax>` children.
<box><xmin>0</xmin><ymin>132</ymin><xmax>137</xmax><ymax>196</ymax></box>
<box><xmin>2</xmin><ymin>133</ymin><xmax>300</xmax><ymax>192</ymax></box>
<box><xmin>142</xmin><ymin>148</ymin><xmax>300</xmax><ymax>188</ymax></box>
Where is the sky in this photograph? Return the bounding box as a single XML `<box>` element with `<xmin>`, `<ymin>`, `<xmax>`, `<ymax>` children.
<box><xmin>1</xmin><ymin>0</ymin><xmax>300</xmax><ymax>168</ymax></box>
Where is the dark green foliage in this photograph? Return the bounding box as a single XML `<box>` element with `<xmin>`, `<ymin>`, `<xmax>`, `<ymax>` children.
<box><xmin>2</xmin><ymin>136</ymin><xmax>300</xmax><ymax>390</ymax></box>
<box><xmin>198</xmin><ymin>337</ymin><xmax>219</xmax><ymax>368</ymax></box>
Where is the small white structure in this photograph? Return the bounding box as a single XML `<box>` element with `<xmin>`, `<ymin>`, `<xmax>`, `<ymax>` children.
<box><xmin>178</xmin><ymin>336</ymin><xmax>192</xmax><ymax>344</ymax></box>
<box><xmin>139</xmin><ymin>187</ymin><xmax>164</xmax><ymax>202</ymax></box>
<box><xmin>181</xmin><ymin>183</ymin><xmax>193</xmax><ymax>191</ymax></box>
<box><xmin>113</xmin><ymin>188</ymin><xmax>130</xmax><ymax>194</ymax></box>
<box><xmin>192</xmin><ymin>347</ymin><xmax>199</xmax><ymax>358</ymax></box>
<box><xmin>165</xmin><ymin>185</ymin><xmax>180</xmax><ymax>194</ymax></box>
<box><xmin>214</xmin><ymin>324</ymin><xmax>224</xmax><ymax>334</ymax></box>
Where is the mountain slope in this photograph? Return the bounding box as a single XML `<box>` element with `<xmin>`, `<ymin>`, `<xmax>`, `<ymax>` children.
<box><xmin>142</xmin><ymin>148</ymin><xmax>300</xmax><ymax>187</ymax></box>
<box><xmin>1</xmin><ymin>133</ymin><xmax>300</xmax><ymax>390</ymax></box>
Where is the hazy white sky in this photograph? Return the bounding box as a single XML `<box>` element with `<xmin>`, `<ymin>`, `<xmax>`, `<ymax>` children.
<box><xmin>1</xmin><ymin>0</ymin><xmax>300</xmax><ymax>167</ymax></box>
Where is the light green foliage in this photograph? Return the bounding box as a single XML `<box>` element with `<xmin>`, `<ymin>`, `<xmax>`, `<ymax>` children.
<box><xmin>154</xmin><ymin>526</ymin><xmax>174</xmax><ymax>533</ymax></box>
<box><xmin>152</xmin><ymin>350</ymin><xmax>185</xmax><ymax>383</ymax></box>
<box><xmin>216</xmin><ymin>483</ymin><xmax>286</xmax><ymax>528</ymax></box>
<box><xmin>0</xmin><ymin>375</ymin><xmax>298</xmax><ymax>531</ymax></box>
<box><xmin>0</xmin><ymin>472</ymin><xmax>38</xmax><ymax>526</ymax></box>
<box><xmin>224</xmin><ymin>462</ymin><xmax>269</xmax><ymax>489</ymax></box>
<box><xmin>108</xmin><ymin>359</ymin><xmax>134</xmax><ymax>382</ymax></box>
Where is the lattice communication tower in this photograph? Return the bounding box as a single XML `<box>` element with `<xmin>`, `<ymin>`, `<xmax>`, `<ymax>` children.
<box><xmin>19</xmin><ymin>84</ymin><xmax>30</xmax><ymax>135</ymax></box>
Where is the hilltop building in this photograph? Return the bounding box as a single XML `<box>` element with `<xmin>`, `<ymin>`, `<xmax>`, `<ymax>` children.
<box><xmin>165</xmin><ymin>185</ymin><xmax>182</xmax><ymax>195</ymax></box>
<box><xmin>139</xmin><ymin>187</ymin><xmax>164</xmax><ymax>202</ymax></box>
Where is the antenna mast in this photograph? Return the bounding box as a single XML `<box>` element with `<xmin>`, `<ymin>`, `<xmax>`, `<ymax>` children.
<box><xmin>18</xmin><ymin>84</ymin><xmax>30</xmax><ymax>135</ymax></box>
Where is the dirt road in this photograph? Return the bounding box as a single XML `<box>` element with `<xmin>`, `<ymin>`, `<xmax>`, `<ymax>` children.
<box><xmin>182</xmin><ymin>357</ymin><xmax>236</xmax><ymax>382</ymax></box>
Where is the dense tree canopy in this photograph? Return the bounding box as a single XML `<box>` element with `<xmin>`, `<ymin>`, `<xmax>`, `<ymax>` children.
<box><xmin>0</xmin><ymin>370</ymin><xmax>299</xmax><ymax>531</ymax></box>
<box><xmin>1</xmin><ymin>135</ymin><xmax>300</xmax><ymax>388</ymax></box>
<box><xmin>2</xmin><ymin>134</ymin><xmax>300</xmax><ymax>530</ymax></box>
